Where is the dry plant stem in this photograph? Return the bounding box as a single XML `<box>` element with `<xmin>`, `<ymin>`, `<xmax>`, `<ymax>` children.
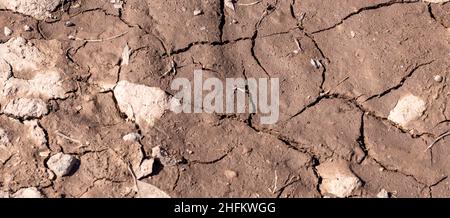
<box><xmin>237</xmin><ymin>1</ymin><xmax>261</xmax><ymax>6</ymax></box>
<box><xmin>71</xmin><ymin>31</ymin><xmax>129</xmax><ymax>42</ymax></box>
<box><xmin>426</xmin><ymin>131</ymin><xmax>450</xmax><ymax>151</ymax></box>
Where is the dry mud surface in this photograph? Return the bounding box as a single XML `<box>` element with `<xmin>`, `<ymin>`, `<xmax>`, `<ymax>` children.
<box><xmin>0</xmin><ymin>0</ymin><xmax>450</xmax><ymax>198</ymax></box>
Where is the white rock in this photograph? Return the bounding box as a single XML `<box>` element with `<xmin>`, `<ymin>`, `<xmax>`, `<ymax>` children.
<box><xmin>317</xmin><ymin>161</ymin><xmax>361</xmax><ymax>198</ymax></box>
<box><xmin>12</xmin><ymin>187</ymin><xmax>43</xmax><ymax>198</ymax></box>
<box><xmin>123</xmin><ymin>132</ymin><xmax>141</xmax><ymax>142</ymax></box>
<box><xmin>136</xmin><ymin>181</ymin><xmax>170</xmax><ymax>198</ymax></box>
<box><xmin>193</xmin><ymin>9</ymin><xmax>203</xmax><ymax>16</ymax></box>
<box><xmin>388</xmin><ymin>94</ymin><xmax>426</xmax><ymax>127</ymax></box>
<box><xmin>46</xmin><ymin>152</ymin><xmax>78</xmax><ymax>177</ymax></box>
<box><xmin>3</xmin><ymin>27</ymin><xmax>12</xmax><ymax>36</ymax></box>
<box><xmin>225</xmin><ymin>0</ymin><xmax>235</xmax><ymax>11</ymax></box>
<box><xmin>136</xmin><ymin>158</ymin><xmax>154</xmax><ymax>179</ymax></box>
<box><xmin>23</xmin><ymin>25</ymin><xmax>32</xmax><ymax>32</ymax></box>
<box><xmin>434</xmin><ymin>75</ymin><xmax>443</xmax><ymax>82</ymax></box>
<box><xmin>113</xmin><ymin>81</ymin><xmax>170</xmax><ymax>128</ymax></box>
<box><xmin>3</xmin><ymin>98</ymin><xmax>48</xmax><ymax>119</ymax></box>
<box><xmin>24</xmin><ymin>120</ymin><xmax>47</xmax><ymax>146</ymax></box>
<box><xmin>0</xmin><ymin>0</ymin><xmax>61</xmax><ymax>20</ymax></box>
<box><xmin>377</xmin><ymin>189</ymin><xmax>389</xmax><ymax>198</ymax></box>
<box><xmin>224</xmin><ymin>170</ymin><xmax>238</xmax><ymax>179</ymax></box>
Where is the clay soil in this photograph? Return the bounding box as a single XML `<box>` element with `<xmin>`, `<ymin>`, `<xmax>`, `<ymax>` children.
<box><xmin>0</xmin><ymin>0</ymin><xmax>450</xmax><ymax>198</ymax></box>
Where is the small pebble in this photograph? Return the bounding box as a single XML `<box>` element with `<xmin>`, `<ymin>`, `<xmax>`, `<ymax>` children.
<box><xmin>23</xmin><ymin>25</ymin><xmax>32</xmax><ymax>32</ymax></box>
<box><xmin>193</xmin><ymin>9</ymin><xmax>203</xmax><ymax>16</ymax></box>
<box><xmin>310</xmin><ymin>59</ymin><xmax>322</xmax><ymax>69</ymax></box>
<box><xmin>64</xmin><ymin>21</ymin><xmax>75</xmax><ymax>27</ymax></box>
<box><xmin>224</xmin><ymin>170</ymin><xmax>238</xmax><ymax>179</ymax></box>
<box><xmin>434</xmin><ymin>75</ymin><xmax>443</xmax><ymax>83</ymax></box>
<box><xmin>122</xmin><ymin>133</ymin><xmax>141</xmax><ymax>142</ymax></box>
<box><xmin>377</xmin><ymin>189</ymin><xmax>389</xmax><ymax>198</ymax></box>
<box><xmin>350</xmin><ymin>31</ymin><xmax>356</xmax><ymax>38</ymax></box>
<box><xmin>4</xmin><ymin>27</ymin><xmax>12</xmax><ymax>36</ymax></box>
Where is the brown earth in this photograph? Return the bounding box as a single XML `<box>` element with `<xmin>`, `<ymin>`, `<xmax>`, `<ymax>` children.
<box><xmin>0</xmin><ymin>0</ymin><xmax>449</xmax><ymax>198</ymax></box>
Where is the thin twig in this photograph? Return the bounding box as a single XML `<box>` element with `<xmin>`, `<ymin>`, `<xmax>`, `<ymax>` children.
<box><xmin>69</xmin><ymin>31</ymin><xmax>128</xmax><ymax>42</ymax></box>
<box><xmin>237</xmin><ymin>1</ymin><xmax>261</xmax><ymax>6</ymax></box>
<box><xmin>55</xmin><ymin>130</ymin><xmax>82</xmax><ymax>145</ymax></box>
<box><xmin>426</xmin><ymin>131</ymin><xmax>450</xmax><ymax>151</ymax></box>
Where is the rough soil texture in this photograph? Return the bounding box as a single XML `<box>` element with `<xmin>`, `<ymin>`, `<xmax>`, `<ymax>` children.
<box><xmin>0</xmin><ymin>0</ymin><xmax>449</xmax><ymax>198</ymax></box>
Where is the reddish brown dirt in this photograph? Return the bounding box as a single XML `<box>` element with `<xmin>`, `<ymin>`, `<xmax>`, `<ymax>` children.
<box><xmin>0</xmin><ymin>0</ymin><xmax>450</xmax><ymax>198</ymax></box>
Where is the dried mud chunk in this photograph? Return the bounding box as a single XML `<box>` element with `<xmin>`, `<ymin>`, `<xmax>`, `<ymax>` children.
<box><xmin>315</xmin><ymin>3</ymin><xmax>449</xmax><ymax>100</ymax></box>
<box><xmin>46</xmin><ymin>152</ymin><xmax>78</xmax><ymax>177</ymax></box>
<box><xmin>12</xmin><ymin>187</ymin><xmax>43</xmax><ymax>198</ymax></box>
<box><xmin>275</xmin><ymin>98</ymin><xmax>363</xmax><ymax>162</ymax></box>
<box><xmin>0</xmin><ymin>128</ymin><xmax>10</xmax><ymax>146</ymax></box>
<box><xmin>0</xmin><ymin>37</ymin><xmax>46</xmax><ymax>72</ymax></box>
<box><xmin>364</xmin><ymin>115</ymin><xmax>445</xmax><ymax>185</ymax></box>
<box><xmin>292</xmin><ymin>0</ymin><xmax>392</xmax><ymax>33</ymax></box>
<box><xmin>317</xmin><ymin>160</ymin><xmax>361</xmax><ymax>198</ymax></box>
<box><xmin>0</xmin><ymin>190</ymin><xmax>9</xmax><ymax>198</ymax></box>
<box><xmin>2</xmin><ymin>70</ymin><xmax>67</xmax><ymax>100</ymax></box>
<box><xmin>388</xmin><ymin>94</ymin><xmax>426</xmax><ymax>128</ymax></box>
<box><xmin>24</xmin><ymin>120</ymin><xmax>47</xmax><ymax>147</ymax></box>
<box><xmin>0</xmin><ymin>0</ymin><xmax>60</xmax><ymax>20</ymax></box>
<box><xmin>0</xmin><ymin>128</ymin><xmax>11</xmax><ymax>163</ymax></box>
<box><xmin>251</xmin><ymin>29</ymin><xmax>323</xmax><ymax>122</ymax></box>
<box><xmin>113</xmin><ymin>81</ymin><xmax>170</xmax><ymax>128</ymax></box>
<box><xmin>2</xmin><ymin>98</ymin><xmax>48</xmax><ymax>119</ymax></box>
<box><xmin>125</xmin><ymin>0</ymin><xmax>221</xmax><ymax>49</ymax></box>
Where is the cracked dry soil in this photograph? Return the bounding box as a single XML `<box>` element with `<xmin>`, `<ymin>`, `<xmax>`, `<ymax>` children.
<box><xmin>0</xmin><ymin>0</ymin><xmax>449</xmax><ymax>198</ymax></box>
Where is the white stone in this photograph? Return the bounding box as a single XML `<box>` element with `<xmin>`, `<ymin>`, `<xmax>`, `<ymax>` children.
<box><xmin>136</xmin><ymin>181</ymin><xmax>170</xmax><ymax>198</ymax></box>
<box><xmin>12</xmin><ymin>187</ymin><xmax>43</xmax><ymax>198</ymax></box>
<box><xmin>113</xmin><ymin>81</ymin><xmax>169</xmax><ymax>128</ymax></box>
<box><xmin>4</xmin><ymin>27</ymin><xmax>12</xmax><ymax>36</ymax></box>
<box><xmin>434</xmin><ymin>75</ymin><xmax>443</xmax><ymax>82</ymax></box>
<box><xmin>377</xmin><ymin>189</ymin><xmax>389</xmax><ymax>198</ymax></box>
<box><xmin>23</xmin><ymin>25</ymin><xmax>32</xmax><ymax>32</ymax></box>
<box><xmin>317</xmin><ymin>161</ymin><xmax>361</xmax><ymax>198</ymax></box>
<box><xmin>46</xmin><ymin>152</ymin><xmax>78</xmax><ymax>177</ymax></box>
<box><xmin>136</xmin><ymin>158</ymin><xmax>154</xmax><ymax>179</ymax></box>
<box><xmin>3</xmin><ymin>98</ymin><xmax>48</xmax><ymax>119</ymax></box>
<box><xmin>122</xmin><ymin>132</ymin><xmax>141</xmax><ymax>142</ymax></box>
<box><xmin>0</xmin><ymin>0</ymin><xmax>61</xmax><ymax>20</ymax></box>
<box><xmin>388</xmin><ymin>94</ymin><xmax>426</xmax><ymax>127</ymax></box>
<box><xmin>193</xmin><ymin>9</ymin><xmax>202</xmax><ymax>16</ymax></box>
